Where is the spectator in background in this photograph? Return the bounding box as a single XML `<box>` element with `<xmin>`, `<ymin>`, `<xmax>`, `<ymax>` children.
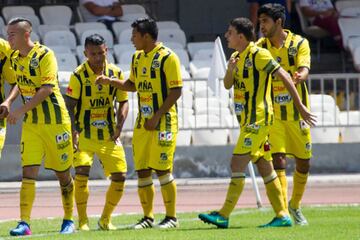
<box><xmin>248</xmin><ymin>0</ymin><xmax>292</xmax><ymax>29</ymax></box>
<box><xmin>79</xmin><ymin>0</ymin><xmax>123</xmax><ymax>30</ymax></box>
<box><xmin>299</xmin><ymin>0</ymin><xmax>342</xmax><ymax>48</ymax></box>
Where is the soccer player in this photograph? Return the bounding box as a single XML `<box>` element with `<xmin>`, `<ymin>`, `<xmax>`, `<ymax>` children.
<box><xmin>198</xmin><ymin>17</ymin><xmax>316</xmax><ymax>228</ymax></box>
<box><xmin>0</xmin><ymin>55</ymin><xmax>16</xmax><ymax>156</ymax></box>
<box><xmin>0</xmin><ymin>18</ymin><xmax>75</xmax><ymax>236</ymax></box>
<box><xmin>257</xmin><ymin>3</ymin><xmax>312</xmax><ymax>225</ymax></box>
<box><xmin>65</xmin><ymin>34</ymin><xmax>129</xmax><ymax>231</ymax></box>
<box><xmin>95</xmin><ymin>18</ymin><xmax>182</xmax><ymax>229</ymax></box>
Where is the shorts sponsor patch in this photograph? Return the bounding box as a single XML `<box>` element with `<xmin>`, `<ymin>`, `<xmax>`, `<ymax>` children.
<box><xmin>305</xmin><ymin>142</ymin><xmax>312</xmax><ymax>151</ymax></box>
<box><xmin>244</xmin><ymin>138</ymin><xmax>252</xmax><ymax>147</ymax></box>
<box><xmin>245</xmin><ymin>124</ymin><xmax>260</xmax><ymax>134</ymax></box>
<box><xmin>56</xmin><ymin>132</ymin><xmax>71</xmax><ymax>150</ymax></box>
<box><xmin>158</xmin><ymin>131</ymin><xmax>173</xmax><ymax>146</ymax></box>
<box><xmin>61</xmin><ymin>153</ymin><xmax>69</xmax><ymax>162</ymax></box>
<box><xmin>160</xmin><ymin>153</ymin><xmax>168</xmax><ymax>160</ymax></box>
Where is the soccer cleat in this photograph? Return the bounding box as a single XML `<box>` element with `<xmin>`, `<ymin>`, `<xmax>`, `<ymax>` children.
<box><xmin>60</xmin><ymin>219</ymin><xmax>75</xmax><ymax>234</ymax></box>
<box><xmin>132</xmin><ymin>217</ymin><xmax>155</xmax><ymax>229</ymax></box>
<box><xmin>258</xmin><ymin>216</ymin><xmax>292</xmax><ymax>228</ymax></box>
<box><xmin>78</xmin><ymin>221</ymin><xmax>90</xmax><ymax>231</ymax></box>
<box><xmin>198</xmin><ymin>211</ymin><xmax>229</xmax><ymax>229</ymax></box>
<box><xmin>288</xmin><ymin>202</ymin><xmax>308</xmax><ymax>226</ymax></box>
<box><xmin>156</xmin><ymin>217</ymin><xmax>179</xmax><ymax>229</ymax></box>
<box><xmin>98</xmin><ymin>219</ymin><xmax>116</xmax><ymax>230</ymax></box>
<box><xmin>9</xmin><ymin>221</ymin><xmax>32</xmax><ymax>236</ymax></box>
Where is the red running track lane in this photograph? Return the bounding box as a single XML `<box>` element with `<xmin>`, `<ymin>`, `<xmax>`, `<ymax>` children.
<box><xmin>1</xmin><ymin>178</ymin><xmax>359</xmax><ymax>221</ymax></box>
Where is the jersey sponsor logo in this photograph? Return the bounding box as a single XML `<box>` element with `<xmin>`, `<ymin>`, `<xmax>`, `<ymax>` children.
<box><xmin>17</xmin><ymin>76</ymin><xmax>36</xmax><ymax>86</ymax></box>
<box><xmin>234</xmin><ymin>103</ymin><xmax>244</xmax><ymax>115</ymax></box>
<box><xmin>91</xmin><ymin>113</ymin><xmax>106</xmax><ymax>118</ymax></box>
<box><xmin>30</xmin><ymin>58</ymin><xmax>39</xmax><ymax>68</ymax></box>
<box><xmin>305</xmin><ymin>142</ymin><xmax>311</xmax><ymax>151</ymax></box>
<box><xmin>137</xmin><ymin>80</ymin><xmax>153</xmax><ymax>92</ymax></box>
<box><xmin>244</xmin><ymin>58</ymin><xmax>253</xmax><ymax>68</ymax></box>
<box><xmin>56</xmin><ymin>132</ymin><xmax>71</xmax><ymax>150</ymax></box>
<box><xmin>274</xmin><ymin>94</ymin><xmax>292</xmax><ymax>105</ymax></box>
<box><xmin>244</xmin><ymin>138</ymin><xmax>252</xmax><ymax>147</ymax></box>
<box><xmin>169</xmin><ymin>80</ymin><xmax>181</xmax><ymax>87</ymax></box>
<box><xmin>152</xmin><ymin>60</ymin><xmax>160</xmax><ymax>69</ymax></box>
<box><xmin>19</xmin><ymin>65</ymin><xmax>25</xmax><ymax>71</ymax></box>
<box><xmin>140</xmin><ymin>95</ymin><xmax>152</xmax><ymax>103</ymax></box>
<box><xmin>276</xmin><ymin>56</ymin><xmax>281</xmax><ymax>63</ymax></box>
<box><xmin>97</xmin><ymin>84</ymin><xmax>103</xmax><ymax>91</ymax></box>
<box><xmin>234</xmin><ymin>81</ymin><xmax>245</xmax><ymax>90</ymax></box>
<box><xmin>288</xmin><ymin>46</ymin><xmax>297</xmax><ymax>56</ymax></box>
<box><xmin>140</xmin><ymin>105</ymin><xmax>153</xmax><ymax>117</ymax></box>
<box><xmin>142</xmin><ymin>67</ymin><xmax>147</xmax><ymax>74</ymax></box>
<box><xmin>273</xmin><ymin>85</ymin><xmax>286</xmax><ymax>92</ymax></box>
<box><xmin>91</xmin><ymin>120</ymin><xmax>108</xmax><ymax>129</ymax></box>
<box><xmin>89</xmin><ymin>97</ymin><xmax>111</xmax><ymax>108</ymax></box>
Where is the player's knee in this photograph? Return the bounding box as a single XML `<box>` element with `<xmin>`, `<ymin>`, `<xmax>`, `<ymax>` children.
<box><xmin>110</xmin><ymin>172</ymin><xmax>126</xmax><ymax>182</ymax></box>
<box><xmin>137</xmin><ymin>169</ymin><xmax>152</xmax><ymax>178</ymax></box>
<box><xmin>272</xmin><ymin>153</ymin><xmax>286</xmax><ymax>169</ymax></box>
<box><xmin>75</xmin><ymin>166</ymin><xmax>90</xmax><ymax>176</ymax></box>
<box><xmin>295</xmin><ymin>158</ymin><xmax>310</xmax><ymax>173</ymax></box>
<box><xmin>158</xmin><ymin>173</ymin><xmax>174</xmax><ymax>186</ymax></box>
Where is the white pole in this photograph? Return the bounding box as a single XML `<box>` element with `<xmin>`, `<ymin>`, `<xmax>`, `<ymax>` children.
<box><xmin>248</xmin><ymin>162</ymin><xmax>262</xmax><ymax>208</ymax></box>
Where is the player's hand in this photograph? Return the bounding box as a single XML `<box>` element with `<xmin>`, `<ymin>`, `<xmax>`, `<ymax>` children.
<box><xmin>111</xmin><ymin>127</ymin><xmax>121</xmax><ymax>142</ymax></box>
<box><xmin>7</xmin><ymin>109</ymin><xmax>23</xmax><ymax>125</ymax></box>
<box><xmin>72</xmin><ymin>131</ymin><xmax>79</xmax><ymax>152</ymax></box>
<box><xmin>299</xmin><ymin>105</ymin><xmax>317</xmax><ymax>127</ymax></box>
<box><xmin>227</xmin><ymin>57</ymin><xmax>239</xmax><ymax>72</ymax></box>
<box><xmin>293</xmin><ymin>71</ymin><xmax>302</xmax><ymax>85</ymax></box>
<box><xmin>0</xmin><ymin>104</ymin><xmax>9</xmax><ymax>119</ymax></box>
<box><xmin>95</xmin><ymin>75</ymin><xmax>111</xmax><ymax>85</ymax></box>
<box><xmin>144</xmin><ymin>115</ymin><xmax>160</xmax><ymax>131</ymax></box>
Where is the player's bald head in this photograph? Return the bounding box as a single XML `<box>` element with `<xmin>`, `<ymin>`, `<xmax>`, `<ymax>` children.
<box><xmin>7</xmin><ymin>17</ymin><xmax>32</xmax><ymax>33</ymax></box>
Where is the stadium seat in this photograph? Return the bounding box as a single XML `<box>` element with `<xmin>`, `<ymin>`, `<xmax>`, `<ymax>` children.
<box><xmin>111</xmin><ymin>22</ymin><xmax>132</xmax><ymax>40</ymax></box>
<box><xmin>172</xmin><ymin>48</ymin><xmax>190</xmax><ymax>69</ymax></box>
<box><xmin>338</xmin><ymin>18</ymin><xmax>360</xmax><ymax>50</ymax></box>
<box><xmin>157</xmin><ymin>21</ymin><xmax>180</xmax><ymax>30</ymax></box>
<box><xmin>192</xmin><ymin>67</ymin><xmax>210</xmax><ymax>79</ymax></box>
<box><xmin>119</xmin><ymin>4</ymin><xmax>148</xmax><ymax>22</ymax></box>
<box><xmin>48</xmin><ymin>45</ymin><xmax>72</xmax><ymax>54</ymax></box>
<box><xmin>189</xmin><ymin>60</ymin><xmax>212</xmax><ymax>77</ymax></box>
<box><xmin>119</xmin><ymin>13</ymin><xmax>149</xmax><ymax>22</ymax></box>
<box><xmin>176</xmin><ymin>130</ymin><xmax>192</xmax><ymax>146</ymax></box>
<box><xmin>39</xmin><ymin>5</ymin><xmax>72</xmax><ymax>26</ymax></box>
<box><xmin>158</xmin><ymin>29</ymin><xmax>187</xmax><ymax>48</ymax></box>
<box><xmin>117</xmin><ymin>63</ymin><xmax>131</xmax><ymax>72</ymax></box>
<box><xmin>2</xmin><ymin>6</ymin><xmax>35</xmax><ymax>22</ymax></box>
<box><xmin>58</xmin><ymin>71</ymin><xmax>72</xmax><ymax>93</ymax></box>
<box><xmin>163</xmin><ymin>41</ymin><xmax>184</xmax><ymax>50</ymax></box>
<box><xmin>81</xmin><ymin>29</ymin><xmax>114</xmax><ymax>49</ymax></box>
<box><xmin>192</xmin><ymin>114</ymin><xmax>229</xmax><ymax>145</ymax></box>
<box><xmin>55</xmin><ymin>53</ymin><xmax>78</xmax><ymax>71</ymax></box>
<box><xmin>311</xmin><ymin>127</ymin><xmax>341</xmax><ymax>143</ymax></box>
<box><xmin>187</xmin><ymin>42</ymin><xmax>214</xmax><ymax>59</ymax></box>
<box><xmin>116</xmin><ymin>49</ymin><xmax>134</xmax><ymax>65</ymax></box>
<box><xmin>117</xmin><ymin>28</ymin><xmax>132</xmax><ymax>44</ymax></box>
<box><xmin>43</xmin><ymin>30</ymin><xmax>77</xmax><ymax>51</ymax></box>
<box><xmin>193</xmin><ymin>49</ymin><xmax>213</xmax><ymax>61</ymax></box>
<box><xmin>180</xmin><ymin>65</ymin><xmax>191</xmax><ymax>80</ymax></box>
<box><xmin>177</xmin><ymin>89</ymin><xmax>193</xmax><ymax>109</ymax></box>
<box><xmin>38</xmin><ymin>24</ymin><xmax>70</xmax><ymax>40</ymax></box>
<box><xmin>336</xmin><ymin>0</ymin><xmax>360</xmax><ymax>12</ymax></box>
<box><xmin>74</xmin><ymin>22</ymin><xmax>107</xmax><ymax>41</ymax></box>
<box><xmin>10</xmin><ymin>14</ymin><xmax>40</xmax><ymax>34</ymax></box>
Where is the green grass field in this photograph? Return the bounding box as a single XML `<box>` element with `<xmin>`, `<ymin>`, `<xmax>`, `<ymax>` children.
<box><xmin>0</xmin><ymin>206</ymin><xmax>359</xmax><ymax>240</ymax></box>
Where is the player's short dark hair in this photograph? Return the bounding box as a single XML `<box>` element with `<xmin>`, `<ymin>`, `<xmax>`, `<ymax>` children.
<box><xmin>84</xmin><ymin>34</ymin><xmax>106</xmax><ymax>47</ymax></box>
<box><xmin>258</xmin><ymin>3</ymin><xmax>286</xmax><ymax>27</ymax></box>
<box><xmin>229</xmin><ymin>17</ymin><xmax>255</xmax><ymax>41</ymax></box>
<box><xmin>7</xmin><ymin>17</ymin><xmax>32</xmax><ymax>32</ymax></box>
<box><xmin>131</xmin><ymin>17</ymin><xmax>158</xmax><ymax>40</ymax></box>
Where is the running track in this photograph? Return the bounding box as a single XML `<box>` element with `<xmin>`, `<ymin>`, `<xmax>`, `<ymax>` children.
<box><xmin>1</xmin><ymin>175</ymin><xmax>360</xmax><ymax>221</ymax></box>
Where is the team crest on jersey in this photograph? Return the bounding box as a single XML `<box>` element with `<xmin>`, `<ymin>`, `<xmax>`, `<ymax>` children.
<box><xmin>97</xmin><ymin>84</ymin><xmax>103</xmax><ymax>91</ymax></box>
<box><xmin>30</xmin><ymin>58</ymin><xmax>39</xmax><ymax>68</ymax></box>
<box><xmin>19</xmin><ymin>65</ymin><xmax>24</xmax><ymax>71</ymax></box>
<box><xmin>160</xmin><ymin>153</ymin><xmax>168</xmax><ymax>160</ymax></box>
<box><xmin>244</xmin><ymin>58</ymin><xmax>253</xmax><ymax>68</ymax></box>
<box><xmin>142</xmin><ymin>67</ymin><xmax>147</xmax><ymax>74</ymax></box>
<box><xmin>276</xmin><ymin>56</ymin><xmax>281</xmax><ymax>63</ymax></box>
<box><xmin>244</xmin><ymin>138</ymin><xmax>252</xmax><ymax>147</ymax></box>
<box><xmin>152</xmin><ymin>60</ymin><xmax>160</xmax><ymax>69</ymax></box>
<box><xmin>288</xmin><ymin>47</ymin><xmax>297</xmax><ymax>56</ymax></box>
<box><xmin>85</xmin><ymin>79</ymin><xmax>91</xmax><ymax>86</ymax></box>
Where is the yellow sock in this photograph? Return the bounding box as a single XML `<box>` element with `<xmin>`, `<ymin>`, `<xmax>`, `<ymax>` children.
<box><xmin>275</xmin><ymin>169</ymin><xmax>288</xmax><ymax>211</ymax></box>
<box><xmin>61</xmin><ymin>179</ymin><xmax>74</xmax><ymax>220</ymax></box>
<box><xmin>74</xmin><ymin>175</ymin><xmax>89</xmax><ymax>224</ymax></box>
<box><xmin>290</xmin><ymin>170</ymin><xmax>309</xmax><ymax>209</ymax></box>
<box><xmin>138</xmin><ymin>177</ymin><xmax>155</xmax><ymax>219</ymax></box>
<box><xmin>264</xmin><ymin>171</ymin><xmax>287</xmax><ymax>218</ymax></box>
<box><xmin>101</xmin><ymin>181</ymin><xmax>125</xmax><ymax>222</ymax></box>
<box><xmin>159</xmin><ymin>174</ymin><xmax>177</xmax><ymax>218</ymax></box>
<box><xmin>20</xmin><ymin>178</ymin><xmax>36</xmax><ymax>223</ymax></box>
<box><xmin>219</xmin><ymin>173</ymin><xmax>246</xmax><ymax>218</ymax></box>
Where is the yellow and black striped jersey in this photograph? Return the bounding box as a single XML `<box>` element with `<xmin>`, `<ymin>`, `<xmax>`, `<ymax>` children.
<box><xmin>0</xmin><ymin>39</ymin><xmax>70</xmax><ymax>125</ymax></box>
<box><xmin>66</xmin><ymin>61</ymin><xmax>128</xmax><ymax>141</ymax></box>
<box><xmin>129</xmin><ymin>42</ymin><xmax>182</xmax><ymax>133</ymax></box>
<box><xmin>256</xmin><ymin>30</ymin><xmax>311</xmax><ymax>121</ymax></box>
<box><xmin>231</xmin><ymin>42</ymin><xmax>279</xmax><ymax>127</ymax></box>
<box><xmin>0</xmin><ymin>53</ymin><xmax>16</xmax><ymax>127</ymax></box>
